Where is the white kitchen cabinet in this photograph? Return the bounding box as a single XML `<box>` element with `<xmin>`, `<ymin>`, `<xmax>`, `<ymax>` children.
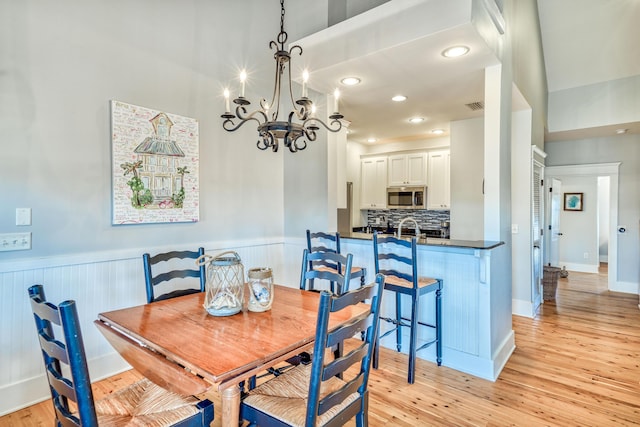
<box><xmin>388</xmin><ymin>153</ymin><xmax>427</xmax><ymax>186</ymax></box>
<box><xmin>427</xmin><ymin>150</ymin><xmax>450</xmax><ymax>209</ymax></box>
<box><xmin>360</xmin><ymin>156</ymin><xmax>387</xmax><ymax>209</ymax></box>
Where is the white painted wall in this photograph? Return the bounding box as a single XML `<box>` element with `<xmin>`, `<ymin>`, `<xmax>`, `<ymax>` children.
<box><xmin>548</xmin><ymin>75</ymin><xmax>640</xmax><ymax>132</ymax></box>
<box><xmin>450</xmin><ymin>117</ymin><xmax>484</xmax><ymax>240</ymax></box>
<box><xmin>557</xmin><ymin>176</ymin><xmax>600</xmax><ymax>273</ymax></box>
<box><xmin>511</xmin><ymin>107</ymin><xmax>534</xmax><ymax>314</ymax></box>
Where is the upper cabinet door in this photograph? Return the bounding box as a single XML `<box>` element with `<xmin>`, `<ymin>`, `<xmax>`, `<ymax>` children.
<box><xmin>360</xmin><ymin>157</ymin><xmax>387</xmax><ymax>209</ymax></box>
<box><xmin>388</xmin><ymin>153</ymin><xmax>426</xmax><ymax>186</ymax></box>
<box><xmin>427</xmin><ymin>150</ymin><xmax>450</xmax><ymax>209</ymax></box>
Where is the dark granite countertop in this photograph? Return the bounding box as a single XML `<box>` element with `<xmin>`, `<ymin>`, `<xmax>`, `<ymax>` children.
<box><xmin>342</xmin><ymin>232</ymin><xmax>504</xmax><ymax>250</ymax></box>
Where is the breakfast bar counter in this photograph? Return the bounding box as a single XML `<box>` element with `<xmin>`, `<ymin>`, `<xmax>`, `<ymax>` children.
<box><xmin>340</xmin><ymin>232</ymin><xmax>513</xmax><ymax>382</ymax></box>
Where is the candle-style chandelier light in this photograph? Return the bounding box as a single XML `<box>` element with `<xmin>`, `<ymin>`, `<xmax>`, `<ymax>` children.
<box><xmin>220</xmin><ymin>0</ymin><xmax>344</xmax><ymax>153</ymax></box>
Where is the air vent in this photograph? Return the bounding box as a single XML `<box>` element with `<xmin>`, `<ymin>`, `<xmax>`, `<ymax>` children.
<box><xmin>465</xmin><ymin>101</ymin><xmax>484</xmax><ymax>111</ymax></box>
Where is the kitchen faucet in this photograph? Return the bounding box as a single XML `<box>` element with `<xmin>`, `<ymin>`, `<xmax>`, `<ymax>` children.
<box><xmin>397</xmin><ymin>217</ymin><xmax>420</xmax><ymax>238</ymax></box>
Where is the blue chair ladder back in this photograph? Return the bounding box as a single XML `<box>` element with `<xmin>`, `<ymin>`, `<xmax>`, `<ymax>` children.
<box><xmin>306</xmin><ymin>230</ymin><xmax>366</xmax><ymax>289</ymax></box>
<box><xmin>301</xmin><ymin>248</ymin><xmax>357</xmax><ymax>364</ymax></box>
<box><xmin>372</xmin><ymin>232</ymin><xmax>442</xmax><ymax>384</ymax></box>
<box><xmin>255</xmin><ymin>248</ymin><xmax>355</xmax><ymax>383</ymax></box>
<box><xmin>143</xmin><ymin>247</ymin><xmax>206</xmax><ymax>303</ymax></box>
<box><xmin>27</xmin><ymin>284</ymin><xmax>214</xmax><ymax>427</ymax></box>
<box><xmin>241</xmin><ymin>274</ymin><xmax>386</xmax><ymax>427</ymax></box>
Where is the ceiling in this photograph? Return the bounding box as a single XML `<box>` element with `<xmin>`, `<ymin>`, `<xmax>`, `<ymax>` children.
<box><xmin>297</xmin><ymin>0</ymin><xmax>639</xmax><ymax>145</ymax></box>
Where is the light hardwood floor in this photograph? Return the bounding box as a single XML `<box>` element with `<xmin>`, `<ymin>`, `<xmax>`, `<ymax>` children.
<box><xmin>4</xmin><ymin>265</ymin><xmax>639</xmax><ymax>426</ymax></box>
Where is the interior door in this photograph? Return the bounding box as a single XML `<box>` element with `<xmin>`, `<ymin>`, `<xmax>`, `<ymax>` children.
<box><xmin>532</xmin><ymin>162</ymin><xmax>544</xmax><ymax>310</ymax></box>
<box><xmin>548</xmin><ymin>178</ymin><xmax>562</xmax><ymax>267</ymax></box>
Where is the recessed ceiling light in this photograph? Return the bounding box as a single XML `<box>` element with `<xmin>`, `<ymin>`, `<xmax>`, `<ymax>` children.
<box><xmin>391</xmin><ymin>95</ymin><xmax>407</xmax><ymax>102</ymax></box>
<box><xmin>340</xmin><ymin>77</ymin><xmax>361</xmax><ymax>86</ymax></box>
<box><xmin>615</xmin><ymin>128</ymin><xmax>628</xmax><ymax>134</ymax></box>
<box><xmin>367</xmin><ymin>138</ymin><xmax>377</xmax><ymax>143</ymax></box>
<box><xmin>430</xmin><ymin>129</ymin><xmax>445</xmax><ymax>135</ymax></box>
<box><xmin>409</xmin><ymin>117</ymin><xmax>425</xmax><ymax>124</ymax></box>
<box><xmin>442</xmin><ymin>45</ymin><xmax>470</xmax><ymax>58</ymax></box>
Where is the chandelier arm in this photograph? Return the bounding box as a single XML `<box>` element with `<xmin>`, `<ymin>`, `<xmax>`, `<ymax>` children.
<box><xmin>222</xmin><ymin>107</ymin><xmax>266</xmax><ymax>132</ymax></box>
<box><xmin>236</xmin><ymin>106</ymin><xmax>268</xmax><ymax>123</ymax></box>
<box><xmin>285</xmin><ymin>45</ymin><xmax>302</xmax><ymax>108</ymax></box>
<box><xmin>303</xmin><ymin>117</ymin><xmax>343</xmax><ymax>133</ymax></box>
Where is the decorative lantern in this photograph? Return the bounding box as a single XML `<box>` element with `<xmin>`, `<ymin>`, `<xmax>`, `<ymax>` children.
<box><xmin>199</xmin><ymin>251</ymin><xmax>245</xmax><ymax>316</ymax></box>
<box><xmin>247</xmin><ymin>268</ymin><xmax>274</xmax><ymax>312</ymax></box>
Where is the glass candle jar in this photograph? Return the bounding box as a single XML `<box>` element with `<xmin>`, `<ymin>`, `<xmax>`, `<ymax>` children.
<box><xmin>247</xmin><ymin>267</ymin><xmax>274</xmax><ymax>312</ymax></box>
<box><xmin>203</xmin><ymin>251</ymin><xmax>245</xmax><ymax>316</ymax></box>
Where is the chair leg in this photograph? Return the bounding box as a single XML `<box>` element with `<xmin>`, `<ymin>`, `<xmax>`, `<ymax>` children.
<box><xmin>373</xmin><ymin>332</ymin><xmax>380</xmax><ymax>369</ymax></box>
<box><xmin>395</xmin><ymin>292</ymin><xmax>402</xmax><ymax>352</ymax></box>
<box><xmin>408</xmin><ymin>293</ymin><xmax>419</xmax><ymax>384</ymax></box>
<box><xmin>436</xmin><ymin>286</ymin><xmax>442</xmax><ymax>366</ymax></box>
<box><xmin>356</xmin><ymin>392</ymin><xmax>369</xmax><ymax>427</ymax></box>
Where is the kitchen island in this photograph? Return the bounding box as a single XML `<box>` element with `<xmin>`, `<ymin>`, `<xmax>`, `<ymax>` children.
<box><xmin>340</xmin><ymin>232</ymin><xmax>513</xmax><ymax>382</ymax></box>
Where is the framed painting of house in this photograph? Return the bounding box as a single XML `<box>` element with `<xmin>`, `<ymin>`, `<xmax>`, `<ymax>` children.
<box><xmin>563</xmin><ymin>192</ymin><xmax>583</xmax><ymax>211</ymax></box>
<box><xmin>111</xmin><ymin>100</ymin><xmax>199</xmax><ymax>224</ymax></box>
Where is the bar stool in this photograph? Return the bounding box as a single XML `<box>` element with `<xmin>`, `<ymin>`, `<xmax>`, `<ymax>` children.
<box><xmin>306</xmin><ymin>230</ymin><xmax>366</xmax><ymax>291</ymax></box>
<box><xmin>372</xmin><ymin>232</ymin><xmax>442</xmax><ymax>384</ymax></box>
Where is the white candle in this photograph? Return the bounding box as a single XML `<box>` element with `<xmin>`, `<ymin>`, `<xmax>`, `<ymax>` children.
<box><xmin>311</xmin><ymin>104</ymin><xmax>316</xmax><ymax>118</ymax></box>
<box><xmin>224</xmin><ymin>88</ymin><xmax>230</xmax><ymax>112</ymax></box>
<box><xmin>240</xmin><ymin>70</ymin><xmax>247</xmax><ymax>97</ymax></box>
<box><xmin>302</xmin><ymin>69</ymin><xmax>309</xmax><ymax>98</ymax></box>
<box><xmin>333</xmin><ymin>89</ymin><xmax>340</xmax><ymax>112</ymax></box>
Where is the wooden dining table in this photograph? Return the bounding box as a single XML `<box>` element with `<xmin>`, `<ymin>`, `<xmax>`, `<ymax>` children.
<box><xmin>96</xmin><ymin>284</ymin><xmax>369</xmax><ymax>427</ymax></box>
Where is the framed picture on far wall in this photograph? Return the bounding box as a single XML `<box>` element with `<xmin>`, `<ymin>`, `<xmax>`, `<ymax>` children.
<box><xmin>564</xmin><ymin>192</ymin><xmax>583</xmax><ymax>211</ymax></box>
<box><xmin>111</xmin><ymin>100</ymin><xmax>200</xmax><ymax>225</ymax></box>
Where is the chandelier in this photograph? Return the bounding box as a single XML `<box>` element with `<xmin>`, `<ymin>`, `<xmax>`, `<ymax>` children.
<box><xmin>220</xmin><ymin>0</ymin><xmax>344</xmax><ymax>153</ymax></box>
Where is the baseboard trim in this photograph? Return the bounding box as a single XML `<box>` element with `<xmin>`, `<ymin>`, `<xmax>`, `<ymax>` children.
<box><xmin>512</xmin><ymin>298</ymin><xmax>535</xmax><ymax>318</ymax></box>
<box><xmin>560</xmin><ymin>262</ymin><xmax>599</xmax><ymax>274</ymax></box>
<box><xmin>610</xmin><ymin>281</ymin><xmax>638</xmax><ymax>295</ymax></box>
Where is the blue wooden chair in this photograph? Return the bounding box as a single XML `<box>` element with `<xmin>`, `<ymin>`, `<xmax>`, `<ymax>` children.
<box><xmin>27</xmin><ymin>284</ymin><xmax>214</xmax><ymax>427</ymax></box>
<box><xmin>306</xmin><ymin>230</ymin><xmax>366</xmax><ymax>289</ymax></box>
<box><xmin>143</xmin><ymin>247</ymin><xmax>205</xmax><ymax>303</ymax></box>
<box><xmin>300</xmin><ymin>248</ymin><xmax>354</xmax><ymax>295</ymax></box>
<box><xmin>372</xmin><ymin>232</ymin><xmax>443</xmax><ymax>384</ymax></box>
<box><xmin>241</xmin><ymin>274</ymin><xmax>385</xmax><ymax>427</ymax></box>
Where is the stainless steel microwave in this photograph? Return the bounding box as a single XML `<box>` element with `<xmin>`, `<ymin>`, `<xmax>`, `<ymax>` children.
<box><xmin>387</xmin><ymin>186</ymin><xmax>426</xmax><ymax>209</ymax></box>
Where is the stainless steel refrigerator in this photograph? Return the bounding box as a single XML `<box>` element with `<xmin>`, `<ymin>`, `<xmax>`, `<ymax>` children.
<box><xmin>337</xmin><ymin>182</ymin><xmax>353</xmax><ymax>235</ymax></box>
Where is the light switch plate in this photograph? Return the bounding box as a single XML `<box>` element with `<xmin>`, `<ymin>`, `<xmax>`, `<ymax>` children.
<box><xmin>16</xmin><ymin>208</ymin><xmax>32</xmax><ymax>226</ymax></box>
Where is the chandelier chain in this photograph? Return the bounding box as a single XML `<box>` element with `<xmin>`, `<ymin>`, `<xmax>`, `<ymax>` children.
<box><xmin>280</xmin><ymin>0</ymin><xmax>285</xmax><ymax>35</ymax></box>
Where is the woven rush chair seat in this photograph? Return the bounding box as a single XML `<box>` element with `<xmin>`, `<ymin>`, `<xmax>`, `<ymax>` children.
<box><xmin>382</xmin><ymin>274</ymin><xmax>439</xmax><ymax>289</ymax></box>
<box><xmin>92</xmin><ymin>378</ymin><xmax>204</xmax><ymax>426</ymax></box>
<box><xmin>242</xmin><ymin>364</ymin><xmax>359</xmax><ymax>427</ymax></box>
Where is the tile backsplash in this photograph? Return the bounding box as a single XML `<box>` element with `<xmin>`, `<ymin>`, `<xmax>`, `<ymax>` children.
<box><xmin>366</xmin><ymin>209</ymin><xmax>450</xmax><ymax>230</ymax></box>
